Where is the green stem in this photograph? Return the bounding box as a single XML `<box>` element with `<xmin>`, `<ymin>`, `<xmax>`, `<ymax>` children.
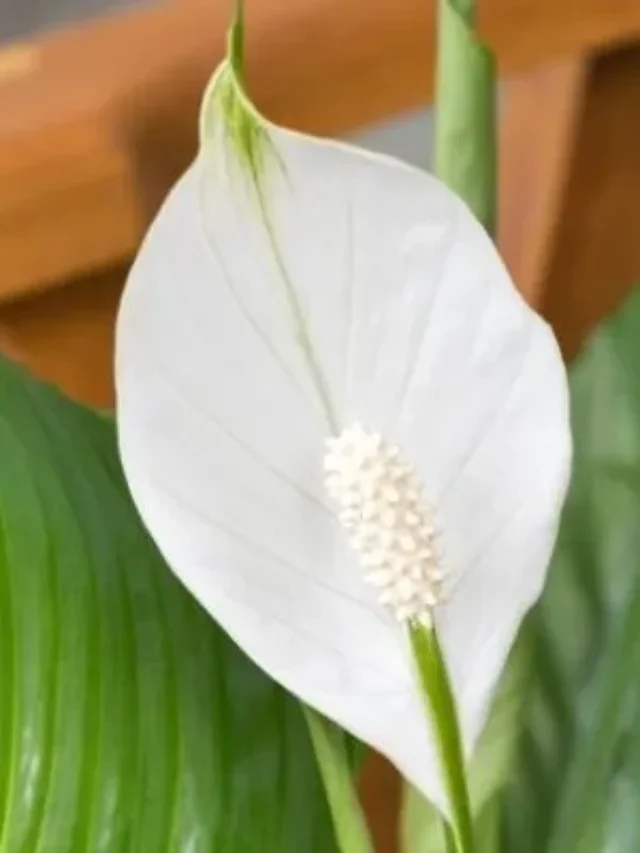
<box><xmin>409</xmin><ymin>623</ymin><xmax>474</xmax><ymax>853</ymax></box>
<box><xmin>229</xmin><ymin>0</ymin><xmax>244</xmax><ymax>82</ymax></box>
<box><xmin>434</xmin><ymin>0</ymin><xmax>496</xmax><ymax>235</ymax></box>
<box><xmin>450</xmin><ymin>0</ymin><xmax>476</xmax><ymax>25</ymax></box>
<box><xmin>303</xmin><ymin>706</ymin><xmax>375</xmax><ymax>853</ymax></box>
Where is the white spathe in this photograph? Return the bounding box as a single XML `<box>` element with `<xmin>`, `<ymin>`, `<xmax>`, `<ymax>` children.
<box><xmin>115</xmin><ymin>64</ymin><xmax>572</xmax><ymax>813</ymax></box>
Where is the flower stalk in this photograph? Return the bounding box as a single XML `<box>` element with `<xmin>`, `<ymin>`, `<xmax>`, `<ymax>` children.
<box><xmin>409</xmin><ymin>623</ymin><xmax>474</xmax><ymax>853</ymax></box>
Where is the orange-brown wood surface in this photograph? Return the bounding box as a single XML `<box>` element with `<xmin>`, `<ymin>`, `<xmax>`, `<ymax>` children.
<box><xmin>541</xmin><ymin>44</ymin><xmax>640</xmax><ymax>359</ymax></box>
<box><xmin>0</xmin><ymin>267</ymin><xmax>123</xmax><ymax>407</ymax></box>
<box><xmin>498</xmin><ymin>59</ymin><xmax>589</xmax><ymax>305</ymax></box>
<box><xmin>3</xmin><ymin>0</ymin><xmax>640</xmax><ymax>302</ymax></box>
<box><xmin>2</xmin><ymin>0</ymin><xmax>640</xmax><ymax>140</ymax></box>
<box><xmin>0</xmin><ymin>120</ymin><xmax>140</xmax><ymax>301</ymax></box>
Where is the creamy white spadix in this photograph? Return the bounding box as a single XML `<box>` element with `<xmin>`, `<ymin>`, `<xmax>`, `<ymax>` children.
<box><xmin>325</xmin><ymin>423</ymin><xmax>443</xmax><ymax>626</ymax></box>
<box><xmin>115</xmin><ymin>55</ymin><xmax>572</xmax><ymax>812</ymax></box>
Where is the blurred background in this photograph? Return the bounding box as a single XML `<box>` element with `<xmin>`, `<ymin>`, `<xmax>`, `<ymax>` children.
<box><xmin>1</xmin><ymin>0</ymin><xmax>140</xmax><ymax>41</ymax></box>
<box><xmin>1</xmin><ymin>1</ymin><xmax>640</xmax><ymax>851</ymax></box>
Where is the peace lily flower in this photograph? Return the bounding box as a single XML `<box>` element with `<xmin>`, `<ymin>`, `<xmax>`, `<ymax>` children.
<box><xmin>114</xmin><ymin>13</ymin><xmax>571</xmax><ymax>818</ymax></box>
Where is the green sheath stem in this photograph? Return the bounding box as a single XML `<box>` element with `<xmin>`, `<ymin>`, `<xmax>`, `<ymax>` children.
<box><xmin>303</xmin><ymin>708</ymin><xmax>375</xmax><ymax>853</ymax></box>
<box><xmin>409</xmin><ymin>623</ymin><xmax>474</xmax><ymax>853</ymax></box>
<box><xmin>451</xmin><ymin>0</ymin><xmax>476</xmax><ymax>25</ymax></box>
<box><xmin>434</xmin><ymin>0</ymin><xmax>496</xmax><ymax>235</ymax></box>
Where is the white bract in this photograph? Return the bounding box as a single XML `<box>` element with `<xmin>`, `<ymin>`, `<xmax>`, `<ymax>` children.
<box><xmin>115</xmin><ymin>44</ymin><xmax>572</xmax><ymax>813</ymax></box>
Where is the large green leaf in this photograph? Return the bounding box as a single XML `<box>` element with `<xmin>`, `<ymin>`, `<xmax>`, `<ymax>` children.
<box><xmin>0</xmin><ymin>355</ymin><xmax>339</xmax><ymax>851</ymax></box>
<box><xmin>402</xmin><ymin>286</ymin><xmax>640</xmax><ymax>852</ymax></box>
<box><xmin>503</xmin><ymin>286</ymin><xmax>640</xmax><ymax>853</ymax></box>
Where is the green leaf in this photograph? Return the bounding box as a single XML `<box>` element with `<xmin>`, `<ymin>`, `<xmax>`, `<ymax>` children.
<box><xmin>303</xmin><ymin>708</ymin><xmax>374</xmax><ymax>853</ymax></box>
<box><xmin>0</xmin><ymin>355</ymin><xmax>342</xmax><ymax>852</ymax></box>
<box><xmin>502</xmin><ymin>285</ymin><xmax>640</xmax><ymax>853</ymax></box>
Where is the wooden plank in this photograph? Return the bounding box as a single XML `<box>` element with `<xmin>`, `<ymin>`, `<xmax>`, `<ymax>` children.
<box><xmin>498</xmin><ymin>58</ymin><xmax>589</xmax><ymax>305</ymax></box>
<box><xmin>2</xmin><ymin>0</ymin><xmax>640</xmax><ymax>302</ymax></box>
<box><xmin>253</xmin><ymin>0</ymin><xmax>640</xmax><ymax>135</ymax></box>
<box><xmin>0</xmin><ymin>119</ymin><xmax>140</xmax><ymax>301</ymax></box>
<box><xmin>2</xmin><ymin>0</ymin><xmax>639</xmax><ymax>138</ymax></box>
<box><xmin>361</xmin><ymin>755</ymin><xmax>401</xmax><ymax>853</ymax></box>
<box><xmin>540</xmin><ymin>44</ymin><xmax>640</xmax><ymax>359</ymax></box>
<box><xmin>0</xmin><ymin>265</ymin><xmax>124</xmax><ymax>406</ymax></box>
